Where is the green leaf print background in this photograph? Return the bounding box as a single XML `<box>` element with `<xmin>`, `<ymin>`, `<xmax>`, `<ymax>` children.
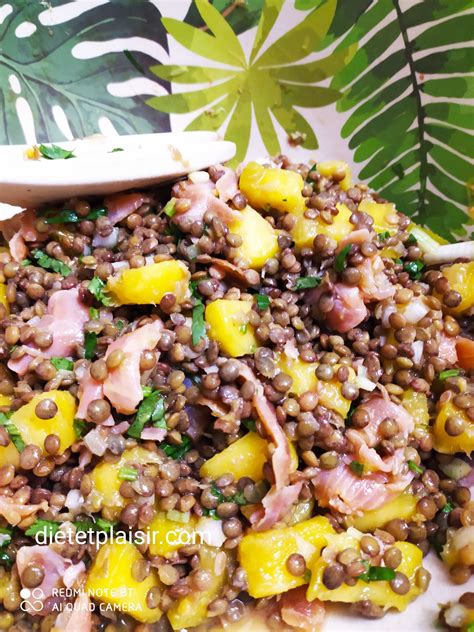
<box><xmin>0</xmin><ymin>0</ymin><xmax>472</xmax><ymax>241</ymax></box>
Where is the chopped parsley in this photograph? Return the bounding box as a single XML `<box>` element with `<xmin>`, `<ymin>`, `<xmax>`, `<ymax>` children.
<box><xmin>115</xmin><ymin>319</ymin><xmax>125</xmax><ymax>333</ymax></box>
<box><xmin>89</xmin><ymin>307</ymin><xmax>100</xmax><ymax>320</ymax></box>
<box><xmin>295</xmin><ymin>276</ymin><xmax>322</xmax><ymax>290</ymax></box>
<box><xmin>306</xmin><ymin>163</ymin><xmax>317</xmax><ymax>182</ymax></box>
<box><xmin>439</xmin><ymin>369</ymin><xmax>460</xmax><ymax>380</ymax></box>
<box><xmin>163</xmin><ymin>198</ymin><xmax>176</xmax><ymax>218</ymax></box>
<box><xmin>37</xmin><ymin>144</ymin><xmax>75</xmax><ymax>160</ymax></box>
<box><xmin>202</xmin><ymin>508</ymin><xmax>219</xmax><ymax>520</ymax></box>
<box><xmin>0</xmin><ymin>551</ymin><xmax>13</xmax><ymax>568</ymax></box>
<box><xmin>442</xmin><ymin>502</ymin><xmax>454</xmax><ymax>514</ymax></box>
<box><xmin>25</xmin><ymin>519</ymin><xmax>60</xmax><ymax>539</ymax></box>
<box><xmin>88</xmin><ymin>276</ymin><xmax>114</xmax><ymax>306</ymax></box>
<box><xmin>407</xmin><ymin>459</ymin><xmax>423</xmax><ymax>474</ymax></box>
<box><xmin>406</xmin><ymin>233</ymin><xmax>418</xmax><ymax>246</ymax></box>
<box><xmin>84</xmin><ymin>332</ymin><xmax>97</xmax><ymax>360</ymax></box>
<box><xmin>242</xmin><ymin>418</ymin><xmax>257</xmax><ymax>432</ymax></box>
<box><xmin>119</xmin><ymin>467</ymin><xmax>138</xmax><ymax>481</ymax></box>
<box><xmin>161</xmin><ymin>435</ymin><xmax>192</xmax><ymax>460</ymax></box>
<box><xmin>50</xmin><ymin>357</ymin><xmax>73</xmax><ymax>371</ymax></box>
<box><xmin>110</xmin><ymin>147</ymin><xmax>124</xmax><ymax>153</ymax></box>
<box><xmin>31</xmin><ymin>249</ymin><xmax>71</xmax><ymax>276</ymax></box>
<box><xmin>359</xmin><ymin>565</ymin><xmax>396</xmax><ymax>582</ymax></box>
<box><xmin>128</xmin><ymin>389</ymin><xmax>167</xmax><ymax>439</ymax></box>
<box><xmin>349</xmin><ymin>460</ymin><xmax>364</xmax><ymax>477</ymax></box>
<box><xmin>403</xmin><ymin>260</ymin><xmax>424</xmax><ymax>280</ymax></box>
<box><xmin>378</xmin><ymin>231</ymin><xmax>390</xmax><ymax>241</ymax></box>
<box><xmin>335</xmin><ymin>243</ymin><xmax>352</xmax><ymax>273</ymax></box>
<box><xmin>209</xmin><ymin>483</ymin><xmax>248</xmax><ymax>506</ymax></box>
<box><xmin>255</xmin><ymin>294</ymin><xmax>270</xmax><ymax>311</ymax></box>
<box><xmin>191</xmin><ymin>303</ymin><xmax>206</xmax><ymax>346</ymax></box>
<box><xmin>239</xmin><ymin>323</ymin><xmax>248</xmax><ymax>335</ymax></box>
<box><xmin>303</xmin><ymin>569</ymin><xmax>312</xmax><ymax>582</ymax></box>
<box><xmin>0</xmin><ymin>412</ymin><xmax>25</xmax><ymax>452</ymax></box>
<box><xmin>43</xmin><ymin>207</ymin><xmax>106</xmax><ymax>224</ymax></box>
<box><xmin>73</xmin><ymin>419</ymin><xmax>91</xmax><ymax>439</ymax></box>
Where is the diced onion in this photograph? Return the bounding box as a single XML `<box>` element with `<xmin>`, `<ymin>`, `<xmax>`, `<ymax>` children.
<box><xmin>354</xmin><ymin>365</ymin><xmax>377</xmax><ymax>391</ymax></box>
<box><xmin>403</xmin><ymin>298</ymin><xmax>429</xmax><ymax>324</ymax></box>
<box><xmin>188</xmin><ymin>170</ymin><xmax>210</xmax><ymax>184</ymax></box>
<box><xmin>196</xmin><ymin>517</ymin><xmax>226</xmax><ymax>547</ymax></box>
<box><xmin>411</xmin><ymin>340</ymin><xmax>424</xmax><ymax>365</ymax></box>
<box><xmin>83</xmin><ymin>428</ymin><xmax>107</xmax><ymax>456</ymax></box>
<box><xmin>166</xmin><ymin>510</ymin><xmax>190</xmax><ymax>524</ymax></box>
<box><xmin>92</xmin><ymin>227</ymin><xmax>119</xmax><ymax>249</ymax></box>
<box><xmin>424</xmin><ymin>241</ymin><xmax>474</xmax><ymax>265</ymax></box>
<box><xmin>65</xmin><ymin>489</ymin><xmax>84</xmax><ymax>512</ymax></box>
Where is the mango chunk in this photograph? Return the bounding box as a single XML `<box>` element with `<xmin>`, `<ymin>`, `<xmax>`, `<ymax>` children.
<box><xmin>229</xmin><ymin>205</ymin><xmax>279</xmax><ymax>269</ymax></box>
<box><xmin>86</xmin><ymin>542</ymin><xmax>162</xmax><ymax>623</ymax></box>
<box><xmin>442</xmin><ymin>526</ymin><xmax>474</xmax><ymax>568</ymax></box>
<box><xmin>107</xmin><ymin>260</ymin><xmax>190</xmax><ymax>305</ymax></box>
<box><xmin>291</xmin><ymin>202</ymin><xmax>353</xmax><ymax>250</ymax></box>
<box><xmin>433</xmin><ymin>400</ymin><xmax>474</xmax><ymax>455</ymax></box>
<box><xmin>148</xmin><ymin>512</ymin><xmax>198</xmax><ymax>558</ymax></box>
<box><xmin>11</xmin><ymin>391</ymin><xmax>76</xmax><ymax>455</ymax></box>
<box><xmin>239</xmin><ymin>161</ymin><xmax>305</xmax><ymax>214</ymax></box>
<box><xmin>205</xmin><ymin>299</ymin><xmax>257</xmax><ymax>357</ymax></box>
<box><xmin>358</xmin><ymin>199</ymin><xmax>397</xmax><ymax>233</ymax></box>
<box><xmin>89</xmin><ymin>447</ymin><xmax>162</xmax><ymax>516</ymax></box>
<box><xmin>317</xmin><ymin>161</ymin><xmax>352</xmax><ymax>191</ymax></box>
<box><xmin>167</xmin><ymin>546</ymin><xmax>227</xmax><ymax>629</ymax></box>
<box><xmin>200</xmin><ymin>431</ymin><xmax>268</xmax><ymax>482</ymax></box>
<box><xmin>401</xmin><ymin>389</ymin><xmax>429</xmax><ymax>431</ymax></box>
<box><xmin>346</xmin><ymin>491</ymin><xmax>421</xmax><ymax>532</ymax></box>
<box><xmin>439</xmin><ymin>262</ymin><xmax>474</xmax><ymax>314</ymax></box>
<box><xmin>0</xmin><ymin>283</ymin><xmax>9</xmax><ymax>315</ymax></box>
<box><xmin>307</xmin><ymin>529</ymin><xmax>425</xmax><ymax>611</ymax></box>
<box><xmin>238</xmin><ymin>516</ymin><xmax>335</xmax><ymax>598</ymax></box>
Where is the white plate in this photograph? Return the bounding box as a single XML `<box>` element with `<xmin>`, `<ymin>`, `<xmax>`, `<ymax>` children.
<box><xmin>0</xmin><ymin>132</ymin><xmax>235</xmax><ymax>207</ymax></box>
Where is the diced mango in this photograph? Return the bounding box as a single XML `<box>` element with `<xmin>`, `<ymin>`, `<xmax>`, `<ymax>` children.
<box><xmin>346</xmin><ymin>491</ymin><xmax>421</xmax><ymax>532</ymax></box>
<box><xmin>167</xmin><ymin>546</ymin><xmax>227</xmax><ymax>630</ymax></box>
<box><xmin>433</xmin><ymin>400</ymin><xmax>474</xmax><ymax>455</ymax></box>
<box><xmin>89</xmin><ymin>447</ymin><xmax>162</xmax><ymax>516</ymax></box>
<box><xmin>0</xmin><ymin>395</ymin><xmax>18</xmax><ymax>467</ymax></box>
<box><xmin>291</xmin><ymin>202</ymin><xmax>353</xmax><ymax>250</ymax></box>
<box><xmin>358</xmin><ymin>199</ymin><xmax>397</xmax><ymax>234</ymax></box>
<box><xmin>200</xmin><ymin>432</ymin><xmax>268</xmax><ymax>482</ymax></box>
<box><xmin>107</xmin><ymin>260</ymin><xmax>190</xmax><ymax>305</ymax></box>
<box><xmin>317</xmin><ymin>161</ymin><xmax>352</xmax><ymax>191</ymax></box>
<box><xmin>307</xmin><ymin>529</ymin><xmax>425</xmax><ymax>611</ymax></box>
<box><xmin>229</xmin><ymin>205</ymin><xmax>279</xmax><ymax>269</ymax></box>
<box><xmin>148</xmin><ymin>511</ymin><xmax>198</xmax><ymax>558</ymax></box>
<box><xmin>401</xmin><ymin>389</ymin><xmax>429</xmax><ymax>431</ymax></box>
<box><xmin>0</xmin><ymin>283</ymin><xmax>9</xmax><ymax>315</ymax></box>
<box><xmin>86</xmin><ymin>542</ymin><xmax>162</xmax><ymax>623</ymax></box>
<box><xmin>205</xmin><ymin>299</ymin><xmax>257</xmax><ymax>357</ymax></box>
<box><xmin>11</xmin><ymin>391</ymin><xmax>76</xmax><ymax>455</ymax></box>
<box><xmin>439</xmin><ymin>262</ymin><xmax>474</xmax><ymax>314</ymax></box>
<box><xmin>238</xmin><ymin>516</ymin><xmax>335</xmax><ymax>598</ymax></box>
<box><xmin>239</xmin><ymin>161</ymin><xmax>306</xmax><ymax>214</ymax></box>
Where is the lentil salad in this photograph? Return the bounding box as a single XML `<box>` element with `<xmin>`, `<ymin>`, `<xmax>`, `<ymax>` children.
<box><xmin>0</xmin><ymin>155</ymin><xmax>472</xmax><ymax>631</ymax></box>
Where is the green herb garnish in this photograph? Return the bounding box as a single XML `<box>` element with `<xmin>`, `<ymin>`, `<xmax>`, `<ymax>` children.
<box><xmin>349</xmin><ymin>460</ymin><xmax>364</xmax><ymax>477</ymax></box>
<box><xmin>359</xmin><ymin>565</ymin><xmax>396</xmax><ymax>582</ymax></box>
<box><xmin>163</xmin><ymin>198</ymin><xmax>177</xmax><ymax>218</ymax></box>
<box><xmin>0</xmin><ymin>412</ymin><xmax>25</xmax><ymax>452</ymax></box>
<box><xmin>73</xmin><ymin>517</ymin><xmax>117</xmax><ymax>533</ymax></box>
<box><xmin>73</xmin><ymin>419</ymin><xmax>90</xmax><ymax>439</ymax></box>
<box><xmin>442</xmin><ymin>502</ymin><xmax>454</xmax><ymax>514</ymax></box>
<box><xmin>209</xmin><ymin>483</ymin><xmax>248</xmax><ymax>506</ymax></box>
<box><xmin>0</xmin><ymin>527</ymin><xmax>12</xmax><ymax>548</ymax></box>
<box><xmin>335</xmin><ymin>243</ymin><xmax>352</xmax><ymax>273</ymax></box>
<box><xmin>378</xmin><ymin>231</ymin><xmax>390</xmax><ymax>241</ymax></box>
<box><xmin>306</xmin><ymin>163</ymin><xmax>317</xmax><ymax>182</ymax></box>
<box><xmin>127</xmin><ymin>389</ymin><xmax>167</xmax><ymax>438</ymax></box>
<box><xmin>119</xmin><ymin>466</ymin><xmax>138</xmax><ymax>481</ymax></box>
<box><xmin>32</xmin><ymin>249</ymin><xmax>71</xmax><ymax>276</ymax></box>
<box><xmin>406</xmin><ymin>233</ymin><xmax>418</xmax><ymax>246</ymax></box>
<box><xmin>115</xmin><ymin>319</ymin><xmax>125</xmax><ymax>333</ymax></box>
<box><xmin>255</xmin><ymin>294</ymin><xmax>270</xmax><ymax>311</ymax></box>
<box><xmin>37</xmin><ymin>144</ymin><xmax>75</xmax><ymax>160</ymax></box>
<box><xmin>110</xmin><ymin>147</ymin><xmax>124</xmax><ymax>153</ymax></box>
<box><xmin>303</xmin><ymin>569</ymin><xmax>312</xmax><ymax>582</ymax></box>
<box><xmin>51</xmin><ymin>357</ymin><xmax>73</xmax><ymax>371</ymax></box>
<box><xmin>161</xmin><ymin>435</ymin><xmax>192</xmax><ymax>460</ymax></box>
<box><xmin>84</xmin><ymin>331</ymin><xmax>97</xmax><ymax>360</ymax></box>
<box><xmin>192</xmin><ymin>303</ymin><xmax>206</xmax><ymax>346</ymax></box>
<box><xmin>88</xmin><ymin>276</ymin><xmax>114</xmax><ymax>307</ymax></box>
<box><xmin>242</xmin><ymin>418</ymin><xmax>257</xmax><ymax>432</ymax></box>
<box><xmin>407</xmin><ymin>460</ymin><xmax>423</xmax><ymax>474</ymax></box>
<box><xmin>21</xmin><ymin>259</ymin><xmax>31</xmax><ymax>266</ymax></box>
<box><xmin>89</xmin><ymin>307</ymin><xmax>100</xmax><ymax>320</ymax></box>
<box><xmin>403</xmin><ymin>260</ymin><xmax>424</xmax><ymax>280</ymax></box>
<box><xmin>25</xmin><ymin>519</ymin><xmax>60</xmax><ymax>539</ymax></box>
<box><xmin>239</xmin><ymin>324</ymin><xmax>248</xmax><ymax>334</ymax></box>
<box><xmin>0</xmin><ymin>551</ymin><xmax>13</xmax><ymax>568</ymax></box>
<box><xmin>43</xmin><ymin>208</ymin><xmax>106</xmax><ymax>224</ymax></box>
<box><xmin>295</xmin><ymin>276</ymin><xmax>322</xmax><ymax>290</ymax></box>
<box><xmin>439</xmin><ymin>369</ymin><xmax>460</xmax><ymax>380</ymax></box>
<box><xmin>202</xmin><ymin>508</ymin><xmax>219</xmax><ymax>520</ymax></box>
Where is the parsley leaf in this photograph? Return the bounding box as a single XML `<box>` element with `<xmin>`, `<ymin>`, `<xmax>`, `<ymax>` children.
<box><xmin>0</xmin><ymin>551</ymin><xmax>13</xmax><ymax>568</ymax></box>
<box><xmin>25</xmin><ymin>519</ymin><xmax>60</xmax><ymax>539</ymax></box>
<box><xmin>202</xmin><ymin>508</ymin><xmax>219</xmax><ymax>520</ymax></box>
<box><xmin>442</xmin><ymin>502</ymin><xmax>454</xmax><ymax>514</ymax></box>
<box><xmin>306</xmin><ymin>163</ymin><xmax>317</xmax><ymax>182</ymax></box>
<box><xmin>378</xmin><ymin>231</ymin><xmax>390</xmax><ymax>241</ymax></box>
<box><xmin>192</xmin><ymin>303</ymin><xmax>206</xmax><ymax>346</ymax></box>
<box><xmin>163</xmin><ymin>199</ymin><xmax>176</xmax><ymax>218</ymax></box>
<box><xmin>84</xmin><ymin>332</ymin><xmax>97</xmax><ymax>360</ymax></box>
<box><xmin>119</xmin><ymin>467</ymin><xmax>138</xmax><ymax>481</ymax></box>
<box><xmin>359</xmin><ymin>565</ymin><xmax>396</xmax><ymax>582</ymax></box>
<box><xmin>37</xmin><ymin>144</ymin><xmax>75</xmax><ymax>160</ymax></box>
<box><xmin>89</xmin><ymin>307</ymin><xmax>100</xmax><ymax>320</ymax></box>
<box><xmin>73</xmin><ymin>419</ymin><xmax>91</xmax><ymax>439</ymax></box>
<box><xmin>439</xmin><ymin>369</ymin><xmax>460</xmax><ymax>380</ymax></box>
<box><xmin>110</xmin><ymin>147</ymin><xmax>124</xmax><ymax>153</ymax></box>
<box><xmin>349</xmin><ymin>461</ymin><xmax>364</xmax><ymax>477</ymax></box>
<box><xmin>295</xmin><ymin>276</ymin><xmax>322</xmax><ymax>291</ymax></box>
<box><xmin>88</xmin><ymin>277</ymin><xmax>114</xmax><ymax>306</ymax></box>
<box><xmin>335</xmin><ymin>243</ymin><xmax>352</xmax><ymax>273</ymax></box>
<box><xmin>127</xmin><ymin>390</ymin><xmax>167</xmax><ymax>438</ymax></box>
<box><xmin>50</xmin><ymin>357</ymin><xmax>73</xmax><ymax>371</ymax></box>
<box><xmin>43</xmin><ymin>208</ymin><xmax>106</xmax><ymax>225</ymax></box>
<box><xmin>0</xmin><ymin>412</ymin><xmax>25</xmax><ymax>452</ymax></box>
<box><xmin>242</xmin><ymin>419</ymin><xmax>257</xmax><ymax>432</ymax></box>
<box><xmin>403</xmin><ymin>260</ymin><xmax>424</xmax><ymax>280</ymax></box>
<box><xmin>161</xmin><ymin>435</ymin><xmax>192</xmax><ymax>460</ymax></box>
<box><xmin>32</xmin><ymin>249</ymin><xmax>71</xmax><ymax>276</ymax></box>
<box><xmin>407</xmin><ymin>460</ymin><xmax>423</xmax><ymax>474</ymax></box>
<box><xmin>406</xmin><ymin>233</ymin><xmax>418</xmax><ymax>246</ymax></box>
<box><xmin>255</xmin><ymin>294</ymin><xmax>270</xmax><ymax>311</ymax></box>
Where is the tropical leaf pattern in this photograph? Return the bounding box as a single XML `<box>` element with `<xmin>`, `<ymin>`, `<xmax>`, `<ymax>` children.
<box><xmin>330</xmin><ymin>0</ymin><xmax>474</xmax><ymax>241</ymax></box>
<box><xmin>0</xmin><ymin>0</ymin><xmax>169</xmax><ymax>143</ymax></box>
<box><xmin>148</xmin><ymin>0</ymin><xmax>356</xmax><ymax>165</ymax></box>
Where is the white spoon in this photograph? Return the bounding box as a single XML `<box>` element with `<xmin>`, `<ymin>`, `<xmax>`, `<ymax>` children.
<box><xmin>0</xmin><ymin>131</ymin><xmax>236</xmax><ymax>208</ymax></box>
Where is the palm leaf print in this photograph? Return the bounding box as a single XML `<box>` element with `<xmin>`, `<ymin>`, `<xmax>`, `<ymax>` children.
<box><xmin>148</xmin><ymin>0</ymin><xmax>356</xmax><ymax>166</ymax></box>
<box><xmin>330</xmin><ymin>0</ymin><xmax>474</xmax><ymax>241</ymax></box>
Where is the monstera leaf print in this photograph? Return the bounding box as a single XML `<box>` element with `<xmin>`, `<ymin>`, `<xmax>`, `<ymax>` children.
<box><xmin>330</xmin><ymin>0</ymin><xmax>474</xmax><ymax>241</ymax></box>
<box><xmin>0</xmin><ymin>0</ymin><xmax>169</xmax><ymax>144</ymax></box>
<box><xmin>148</xmin><ymin>0</ymin><xmax>356</xmax><ymax>165</ymax></box>
<box><xmin>185</xmin><ymin>0</ymin><xmax>264</xmax><ymax>35</ymax></box>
